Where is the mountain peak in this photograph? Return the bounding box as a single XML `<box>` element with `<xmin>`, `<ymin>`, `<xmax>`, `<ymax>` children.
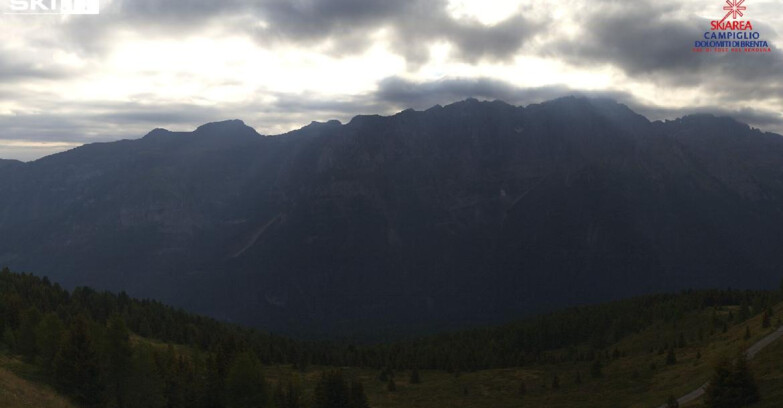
<box><xmin>0</xmin><ymin>158</ymin><xmax>23</xmax><ymax>168</ymax></box>
<box><xmin>142</xmin><ymin>128</ymin><xmax>173</xmax><ymax>139</ymax></box>
<box><xmin>195</xmin><ymin>119</ymin><xmax>257</xmax><ymax>134</ymax></box>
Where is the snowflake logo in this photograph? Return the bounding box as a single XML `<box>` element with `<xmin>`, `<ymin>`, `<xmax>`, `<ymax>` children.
<box><xmin>720</xmin><ymin>0</ymin><xmax>747</xmax><ymax>23</ymax></box>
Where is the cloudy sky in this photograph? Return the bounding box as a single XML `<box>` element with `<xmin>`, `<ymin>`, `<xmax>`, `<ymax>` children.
<box><xmin>1</xmin><ymin>0</ymin><xmax>781</xmax><ymax>161</ymax></box>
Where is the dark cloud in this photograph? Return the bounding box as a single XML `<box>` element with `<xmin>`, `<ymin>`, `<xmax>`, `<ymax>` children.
<box><xmin>552</xmin><ymin>2</ymin><xmax>705</xmax><ymax>75</ymax></box>
<box><xmin>94</xmin><ymin>104</ymin><xmax>224</xmax><ymax>125</ymax></box>
<box><xmin>0</xmin><ymin>101</ymin><xmax>228</xmax><ymax>144</ymax></box>
<box><xmin>549</xmin><ymin>0</ymin><xmax>783</xmax><ymax>95</ymax></box>
<box><xmin>255</xmin><ymin>0</ymin><xmax>540</xmax><ymax>64</ymax></box>
<box><xmin>3</xmin><ymin>75</ymin><xmax>782</xmax><ymax>162</ymax></box>
<box><xmin>3</xmin><ymin>0</ymin><xmax>782</xmax><ymax>161</ymax></box>
<box><xmin>641</xmin><ymin>104</ymin><xmax>783</xmax><ymax>131</ymax></box>
<box><xmin>376</xmin><ymin>76</ymin><xmax>632</xmax><ymax>110</ymax></box>
<box><xmin>0</xmin><ymin>47</ymin><xmax>74</xmax><ymax>81</ymax></box>
<box><xmin>49</xmin><ymin>0</ymin><xmax>539</xmax><ymax>65</ymax></box>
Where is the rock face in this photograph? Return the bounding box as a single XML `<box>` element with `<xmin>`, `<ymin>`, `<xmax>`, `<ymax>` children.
<box><xmin>1</xmin><ymin>97</ymin><xmax>783</xmax><ymax>339</ymax></box>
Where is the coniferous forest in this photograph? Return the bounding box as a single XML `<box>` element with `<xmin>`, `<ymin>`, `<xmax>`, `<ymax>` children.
<box><xmin>2</xmin><ymin>267</ymin><xmax>781</xmax><ymax>407</ymax></box>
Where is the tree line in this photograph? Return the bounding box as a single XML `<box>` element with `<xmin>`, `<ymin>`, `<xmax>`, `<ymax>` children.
<box><xmin>0</xmin><ymin>268</ymin><xmax>370</xmax><ymax>408</ymax></box>
<box><xmin>1</xmin><ymin>267</ymin><xmax>780</xmax><ymax>406</ymax></box>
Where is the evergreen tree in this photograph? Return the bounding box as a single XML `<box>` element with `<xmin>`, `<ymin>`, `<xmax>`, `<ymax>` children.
<box><xmin>54</xmin><ymin>316</ymin><xmax>104</xmax><ymax>406</ymax></box>
<box><xmin>409</xmin><ymin>368</ymin><xmax>421</xmax><ymax>384</ymax></box>
<box><xmin>518</xmin><ymin>380</ymin><xmax>527</xmax><ymax>396</ymax></box>
<box><xmin>225</xmin><ymin>352</ymin><xmax>268</xmax><ymax>408</ymax></box>
<box><xmin>551</xmin><ymin>374</ymin><xmax>560</xmax><ymax>390</ymax></box>
<box><xmin>704</xmin><ymin>357</ymin><xmax>759</xmax><ymax>408</ymax></box>
<box><xmin>349</xmin><ymin>379</ymin><xmax>369</xmax><ymax>408</ymax></box>
<box><xmin>387</xmin><ymin>378</ymin><xmax>397</xmax><ymax>392</ymax></box>
<box><xmin>378</xmin><ymin>368</ymin><xmax>389</xmax><ymax>382</ymax></box>
<box><xmin>35</xmin><ymin>313</ymin><xmax>64</xmax><ymax>369</ymax></box>
<box><xmin>590</xmin><ymin>359</ymin><xmax>603</xmax><ymax>378</ymax></box>
<box><xmin>205</xmin><ymin>349</ymin><xmax>228</xmax><ymax>408</ymax></box>
<box><xmin>273</xmin><ymin>378</ymin><xmax>303</xmax><ymax>408</ymax></box>
<box><xmin>2</xmin><ymin>327</ymin><xmax>15</xmax><ymax>351</ymax></box>
<box><xmin>16</xmin><ymin>307</ymin><xmax>41</xmax><ymax>360</ymax></box>
<box><xmin>762</xmin><ymin>309</ymin><xmax>771</xmax><ymax>329</ymax></box>
<box><xmin>666</xmin><ymin>348</ymin><xmax>677</xmax><ymax>365</ymax></box>
<box><xmin>102</xmin><ymin>315</ymin><xmax>133</xmax><ymax>408</ymax></box>
<box><xmin>739</xmin><ymin>300</ymin><xmax>750</xmax><ymax>322</ymax></box>
<box><xmin>744</xmin><ymin>326</ymin><xmax>751</xmax><ymax>340</ymax></box>
<box><xmin>313</xmin><ymin>370</ymin><xmax>350</xmax><ymax>408</ymax></box>
<box><xmin>125</xmin><ymin>345</ymin><xmax>166</xmax><ymax>408</ymax></box>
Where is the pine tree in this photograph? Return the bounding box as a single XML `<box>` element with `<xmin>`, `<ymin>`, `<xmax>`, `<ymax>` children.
<box><xmin>16</xmin><ymin>307</ymin><xmax>41</xmax><ymax>360</ymax></box>
<box><xmin>206</xmin><ymin>347</ymin><xmax>228</xmax><ymax>408</ymax></box>
<box><xmin>518</xmin><ymin>380</ymin><xmax>527</xmax><ymax>396</ymax></box>
<box><xmin>35</xmin><ymin>313</ymin><xmax>64</xmax><ymax>369</ymax></box>
<box><xmin>349</xmin><ymin>379</ymin><xmax>369</xmax><ymax>408</ymax></box>
<box><xmin>54</xmin><ymin>316</ymin><xmax>104</xmax><ymax>405</ymax></box>
<box><xmin>102</xmin><ymin>315</ymin><xmax>133</xmax><ymax>408</ymax></box>
<box><xmin>125</xmin><ymin>344</ymin><xmax>166</xmax><ymax>408</ymax></box>
<box><xmin>762</xmin><ymin>309</ymin><xmax>771</xmax><ymax>329</ymax></box>
<box><xmin>225</xmin><ymin>352</ymin><xmax>268</xmax><ymax>408</ymax></box>
<box><xmin>409</xmin><ymin>368</ymin><xmax>421</xmax><ymax>384</ymax></box>
<box><xmin>739</xmin><ymin>300</ymin><xmax>750</xmax><ymax>322</ymax></box>
<box><xmin>744</xmin><ymin>326</ymin><xmax>751</xmax><ymax>340</ymax></box>
<box><xmin>704</xmin><ymin>357</ymin><xmax>759</xmax><ymax>408</ymax></box>
<box><xmin>387</xmin><ymin>378</ymin><xmax>397</xmax><ymax>392</ymax></box>
<box><xmin>666</xmin><ymin>347</ymin><xmax>677</xmax><ymax>365</ymax></box>
<box><xmin>378</xmin><ymin>367</ymin><xmax>389</xmax><ymax>382</ymax></box>
<box><xmin>273</xmin><ymin>377</ymin><xmax>303</xmax><ymax>408</ymax></box>
<box><xmin>314</xmin><ymin>370</ymin><xmax>350</xmax><ymax>408</ymax></box>
<box><xmin>590</xmin><ymin>359</ymin><xmax>603</xmax><ymax>378</ymax></box>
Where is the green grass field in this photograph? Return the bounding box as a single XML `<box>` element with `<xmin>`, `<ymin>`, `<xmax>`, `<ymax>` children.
<box><xmin>0</xmin><ymin>355</ymin><xmax>75</xmax><ymax>408</ymax></box>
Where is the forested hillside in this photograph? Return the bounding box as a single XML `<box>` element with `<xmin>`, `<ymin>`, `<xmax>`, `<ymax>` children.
<box><xmin>2</xmin><ymin>268</ymin><xmax>782</xmax><ymax>407</ymax></box>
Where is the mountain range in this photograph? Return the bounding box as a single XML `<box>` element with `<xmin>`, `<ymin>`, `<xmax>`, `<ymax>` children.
<box><xmin>1</xmin><ymin>97</ymin><xmax>782</xmax><ymax>339</ymax></box>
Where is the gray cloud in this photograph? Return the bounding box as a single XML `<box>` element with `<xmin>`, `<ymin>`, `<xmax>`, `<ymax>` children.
<box><xmin>3</xmin><ymin>75</ymin><xmax>782</xmax><ymax>162</ymax></box>
<box><xmin>0</xmin><ymin>46</ymin><xmax>74</xmax><ymax>80</ymax></box>
<box><xmin>552</xmin><ymin>2</ymin><xmax>705</xmax><ymax>76</ymax></box>
<box><xmin>3</xmin><ymin>0</ymin><xmax>782</xmax><ymax>161</ymax></box>
<box><xmin>254</xmin><ymin>0</ymin><xmax>540</xmax><ymax>64</ymax></box>
<box><xmin>376</xmin><ymin>76</ymin><xmax>633</xmax><ymax>110</ymax></box>
<box><xmin>0</xmin><ymin>101</ymin><xmax>228</xmax><ymax>145</ymax></box>
<box><xmin>49</xmin><ymin>0</ymin><xmax>540</xmax><ymax>65</ymax></box>
<box><xmin>549</xmin><ymin>0</ymin><xmax>783</xmax><ymax>96</ymax></box>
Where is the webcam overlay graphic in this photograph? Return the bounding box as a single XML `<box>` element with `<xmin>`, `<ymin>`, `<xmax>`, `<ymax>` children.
<box><xmin>4</xmin><ymin>0</ymin><xmax>99</xmax><ymax>15</ymax></box>
<box><xmin>693</xmin><ymin>0</ymin><xmax>771</xmax><ymax>53</ymax></box>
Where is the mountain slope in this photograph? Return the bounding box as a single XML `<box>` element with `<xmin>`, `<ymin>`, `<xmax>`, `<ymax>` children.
<box><xmin>1</xmin><ymin>97</ymin><xmax>783</xmax><ymax>338</ymax></box>
<box><xmin>3</xmin><ymin>266</ymin><xmax>781</xmax><ymax>408</ymax></box>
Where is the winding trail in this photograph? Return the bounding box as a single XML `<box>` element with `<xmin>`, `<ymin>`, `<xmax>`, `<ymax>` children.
<box><xmin>655</xmin><ymin>325</ymin><xmax>783</xmax><ymax>408</ymax></box>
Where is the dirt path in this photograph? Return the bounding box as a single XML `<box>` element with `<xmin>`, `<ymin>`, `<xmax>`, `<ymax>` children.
<box><xmin>655</xmin><ymin>325</ymin><xmax>783</xmax><ymax>408</ymax></box>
